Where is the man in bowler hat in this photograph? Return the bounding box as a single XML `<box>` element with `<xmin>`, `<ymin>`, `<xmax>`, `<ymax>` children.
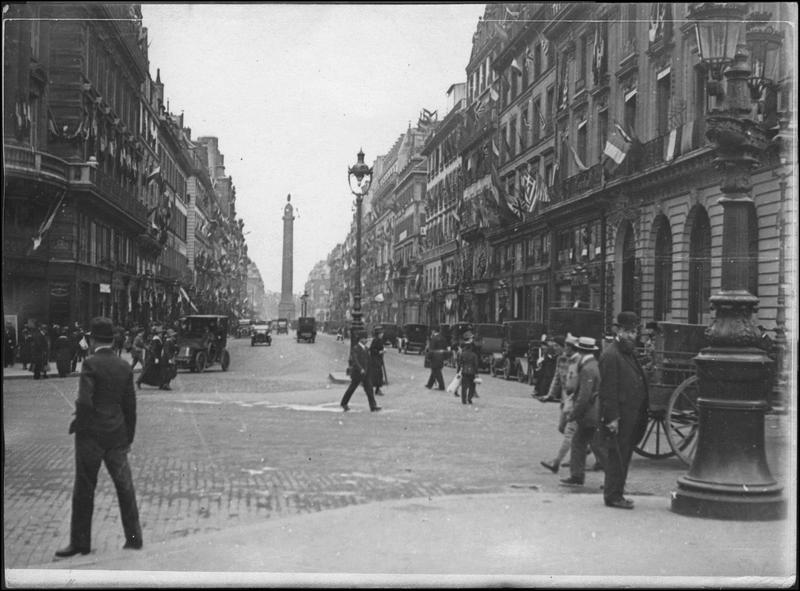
<box><xmin>56</xmin><ymin>317</ymin><xmax>143</xmax><ymax>557</ymax></box>
<box><xmin>598</xmin><ymin>311</ymin><xmax>649</xmax><ymax>509</ymax></box>
<box><xmin>340</xmin><ymin>330</ymin><xmax>381</xmax><ymax>412</ymax></box>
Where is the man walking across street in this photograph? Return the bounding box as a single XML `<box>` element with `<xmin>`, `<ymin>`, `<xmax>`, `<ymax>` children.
<box><xmin>559</xmin><ymin>337</ymin><xmax>607</xmax><ymax>487</ymax></box>
<box><xmin>55</xmin><ymin>316</ymin><xmax>142</xmax><ymax>558</ymax></box>
<box><xmin>340</xmin><ymin>330</ymin><xmax>381</xmax><ymax>412</ymax></box>
<box><xmin>598</xmin><ymin>311</ymin><xmax>649</xmax><ymax>509</ymax></box>
<box><xmin>425</xmin><ymin>328</ymin><xmax>448</xmax><ymax>390</ymax></box>
<box><xmin>369</xmin><ymin>329</ymin><xmax>387</xmax><ymax>396</ymax></box>
<box><xmin>540</xmin><ymin>333</ymin><xmax>581</xmax><ymax>473</ymax></box>
<box><xmin>457</xmin><ymin>332</ymin><xmax>479</xmax><ymax>404</ymax></box>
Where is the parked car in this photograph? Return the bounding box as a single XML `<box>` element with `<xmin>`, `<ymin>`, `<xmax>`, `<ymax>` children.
<box><xmin>492</xmin><ymin>321</ymin><xmax>546</xmax><ymax>382</ymax></box>
<box><xmin>473</xmin><ymin>323</ymin><xmax>505</xmax><ymax>373</ymax></box>
<box><xmin>174</xmin><ymin>315</ymin><xmax>230</xmax><ymax>372</ymax></box>
<box><xmin>276</xmin><ymin>318</ymin><xmax>289</xmax><ymax>334</ymax></box>
<box><xmin>373</xmin><ymin>323</ymin><xmax>401</xmax><ymax>347</ymax></box>
<box><xmin>400</xmin><ymin>323</ymin><xmax>428</xmax><ymax>354</ymax></box>
<box><xmin>296</xmin><ymin>317</ymin><xmax>317</xmax><ymax>343</ymax></box>
<box><xmin>250</xmin><ymin>321</ymin><xmax>272</xmax><ymax>346</ymax></box>
<box><xmin>236</xmin><ymin>319</ymin><xmax>252</xmax><ymax>338</ymax></box>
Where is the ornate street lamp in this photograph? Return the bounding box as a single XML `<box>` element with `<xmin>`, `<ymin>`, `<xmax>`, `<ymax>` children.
<box><xmin>671</xmin><ymin>4</ymin><xmax>786</xmax><ymax>520</ymax></box>
<box><xmin>346</xmin><ymin>149</ymin><xmax>373</xmax><ymax>348</ymax></box>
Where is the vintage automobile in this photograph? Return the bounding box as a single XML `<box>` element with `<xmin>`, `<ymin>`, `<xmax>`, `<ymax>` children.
<box><xmin>373</xmin><ymin>323</ymin><xmax>401</xmax><ymax>348</ymax></box>
<box><xmin>473</xmin><ymin>323</ymin><xmax>505</xmax><ymax>373</ymax></box>
<box><xmin>175</xmin><ymin>315</ymin><xmax>230</xmax><ymax>372</ymax></box>
<box><xmin>296</xmin><ymin>316</ymin><xmax>317</xmax><ymax>343</ymax></box>
<box><xmin>492</xmin><ymin>321</ymin><xmax>546</xmax><ymax>381</ymax></box>
<box><xmin>400</xmin><ymin>323</ymin><xmax>429</xmax><ymax>354</ymax></box>
<box><xmin>250</xmin><ymin>320</ymin><xmax>272</xmax><ymax>346</ymax></box>
<box><xmin>236</xmin><ymin>319</ymin><xmax>252</xmax><ymax>338</ymax></box>
<box><xmin>276</xmin><ymin>318</ymin><xmax>289</xmax><ymax>334</ymax></box>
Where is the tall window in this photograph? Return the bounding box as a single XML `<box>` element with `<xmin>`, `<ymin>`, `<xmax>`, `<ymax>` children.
<box><xmin>653</xmin><ymin>215</ymin><xmax>673</xmax><ymax>321</ymax></box>
<box><xmin>545</xmin><ymin>86</ymin><xmax>554</xmax><ymax>134</ymax></box>
<box><xmin>532</xmin><ymin>98</ymin><xmax>541</xmax><ymax>143</ymax></box>
<box><xmin>627</xmin><ymin>6</ymin><xmax>637</xmax><ymax>48</ymax></box>
<box><xmin>534</xmin><ymin>43</ymin><xmax>542</xmax><ymax>79</ymax></box>
<box><xmin>576</xmin><ymin>36</ymin><xmax>585</xmax><ymax>88</ymax></box>
<box><xmin>688</xmin><ymin>207</ymin><xmax>711</xmax><ymax>324</ymax></box>
<box><xmin>577</xmin><ymin>120</ymin><xmax>588</xmax><ymax>165</ymax></box>
<box><xmin>656</xmin><ymin>69</ymin><xmax>671</xmax><ymax>135</ymax></box>
<box><xmin>621</xmin><ymin>222</ymin><xmax>636</xmax><ymax>313</ymax></box>
<box><xmin>30</xmin><ymin>8</ymin><xmax>40</xmax><ymax>59</ymax></box>
<box><xmin>509</xmin><ymin>116</ymin><xmax>517</xmax><ymax>157</ymax></box>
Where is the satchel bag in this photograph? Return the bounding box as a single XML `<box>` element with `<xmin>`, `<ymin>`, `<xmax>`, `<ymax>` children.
<box><xmin>446</xmin><ymin>372</ymin><xmax>462</xmax><ymax>394</ymax></box>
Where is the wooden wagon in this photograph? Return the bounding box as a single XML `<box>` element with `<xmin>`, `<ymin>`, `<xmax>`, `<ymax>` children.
<box><xmin>632</xmin><ymin>322</ymin><xmax>707</xmax><ymax>466</ymax></box>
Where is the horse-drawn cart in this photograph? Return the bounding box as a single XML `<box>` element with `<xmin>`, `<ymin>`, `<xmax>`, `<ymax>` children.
<box><xmin>633</xmin><ymin>322</ymin><xmax>707</xmax><ymax>465</ymax></box>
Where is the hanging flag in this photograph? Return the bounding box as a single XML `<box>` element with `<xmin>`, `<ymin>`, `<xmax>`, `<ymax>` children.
<box><xmin>146</xmin><ymin>166</ymin><xmax>161</xmax><ymax>184</ymax></box>
<box><xmin>680</xmin><ymin>120</ymin><xmax>696</xmax><ymax>154</ymax></box>
<box><xmin>492</xmin><ymin>139</ymin><xmax>500</xmax><ymax>159</ymax></box>
<box><xmin>30</xmin><ymin>191</ymin><xmax>66</xmax><ymax>252</ymax></box>
<box><xmin>567</xmin><ymin>139</ymin><xmax>589</xmax><ymax>171</ymax></box>
<box><xmin>664</xmin><ymin>126</ymin><xmax>680</xmax><ymax>161</ymax></box>
<box><xmin>603</xmin><ymin>121</ymin><xmax>633</xmax><ymax>164</ymax></box>
<box><xmin>540</xmin><ymin>34</ymin><xmax>549</xmax><ymax>57</ymax></box>
<box><xmin>493</xmin><ymin>21</ymin><xmax>509</xmax><ymax>43</ymax></box>
<box><xmin>593</xmin><ymin>24</ymin><xmax>605</xmax><ymax>84</ymax></box>
<box><xmin>47</xmin><ymin>110</ymin><xmax>60</xmax><ymax>138</ymax></box>
<box><xmin>505</xmin><ymin>7</ymin><xmax>520</xmax><ymax>19</ymax></box>
<box><xmin>539</xmin><ymin>171</ymin><xmax>551</xmax><ymax>203</ymax></box>
<box><xmin>490</xmin><ymin>86</ymin><xmax>500</xmax><ymax>103</ymax></box>
<box><xmin>511</xmin><ymin>58</ymin><xmax>523</xmax><ymax>77</ymax></box>
<box><xmin>521</xmin><ymin>108</ymin><xmax>530</xmax><ymax>130</ymax></box>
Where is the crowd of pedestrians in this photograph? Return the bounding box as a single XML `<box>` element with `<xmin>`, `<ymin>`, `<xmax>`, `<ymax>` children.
<box><xmin>3</xmin><ymin>320</ymin><xmax>177</xmax><ymax>389</ymax></box>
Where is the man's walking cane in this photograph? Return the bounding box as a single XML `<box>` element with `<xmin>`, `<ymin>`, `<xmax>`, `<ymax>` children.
<box><xmin>381</xmin><ymin>357</ymin><xmax>388</xmax><ymax>385</ymax></box>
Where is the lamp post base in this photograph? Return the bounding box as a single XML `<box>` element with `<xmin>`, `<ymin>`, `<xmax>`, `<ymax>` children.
<box><xmin>671</xmin><ymin>483</ymin><xmax>787</xmax><ymax>521</ymax></box>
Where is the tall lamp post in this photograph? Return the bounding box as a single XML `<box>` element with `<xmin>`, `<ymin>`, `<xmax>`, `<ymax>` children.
<box><xmin>671</xmin><ymin>4</ymin><xmax>786</xmax><ymax>520</ymax></box>
<box><xmin>347</xmin><ymin>149</ymin><xmax>373</xmax><ymax>348</ymax></box>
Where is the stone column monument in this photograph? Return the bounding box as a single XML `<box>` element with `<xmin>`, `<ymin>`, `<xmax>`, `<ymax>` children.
<box><xmin>278</xmin><ymin>194</ymin><xmax>296</xmax><ymax>320</ymax></box>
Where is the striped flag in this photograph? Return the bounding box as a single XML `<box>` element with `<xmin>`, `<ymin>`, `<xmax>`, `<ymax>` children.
<box><xmin>680</xmin><ymin>120</ymin><xmax>696</xmax><ymax>154</ymax></box>
<box><xmin>511</xmin><ymin>58</ymin><xmax>523</xmax><ymax>77</ymax></box>
<box><xmin>490</xmin><ymin>86</ymin><xmax>500</xmax><ymax>103</ymax></box>
<box><xmin>664</xmin><ymin>126</ymin><xmax>680</xmax><ymax>161</ymax></box>
<box><xmin>31</xmin><ymin>191</ymin><xmax>66</xmax><ymax>252</ymax></box>
<box><xmin>603</xmin><ymin>121</ymin><xmax>632</xmax><ymax>165</ymax></box>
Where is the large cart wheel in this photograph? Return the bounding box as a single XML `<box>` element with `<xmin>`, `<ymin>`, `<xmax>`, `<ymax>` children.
<box><xmin>502</xmin><ymin>359</ymin><xmax>512</xmax><ymax>380</ymax></box>
<box><xmin>633</xmin><ymin>407</ymin><xmax>676</xmax><ymax>459</ymax></box>
<box><xmin>220</xmin><ymin>349</ymin><xmax>230</xmax><ymax>371</ymax></box>
<box><xmin>666</xmin><ymin>375</ymin><xmax>700</xmax><ymax>466</ymax></box>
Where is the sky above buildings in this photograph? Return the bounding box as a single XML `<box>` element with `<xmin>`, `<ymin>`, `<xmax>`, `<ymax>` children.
<box><xmin>142</xmin><ymin>3</ymin><xmax>487</xmax><ymax>294</ymax></box>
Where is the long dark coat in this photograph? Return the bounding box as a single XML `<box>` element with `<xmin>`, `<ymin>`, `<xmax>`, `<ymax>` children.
<box><xmin>368</xmin><ymin>338</ymin><xmax>385</xmax><ymax>387</ymax></box>
<box><xmin>70</xmin><ymin>348</ymin><xmax>136</xmax><ymax>448</ymax></box>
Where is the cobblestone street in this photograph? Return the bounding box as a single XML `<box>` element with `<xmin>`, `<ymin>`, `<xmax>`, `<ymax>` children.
<box><xmin>4</xmin><ymin>336</ymin><xmax>792</xmax><ymax>570</ymax></box>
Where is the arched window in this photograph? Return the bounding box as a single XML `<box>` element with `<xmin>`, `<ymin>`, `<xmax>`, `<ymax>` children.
<box><xmin>653</xmin><ymin>215</ymin><xmax>673</xmax><ymax>321</ymax></box>
<box><xmin>621</xmin><ymin>222</ymin><xmax>636</xmax><ymax>312</ymax></box>
<box><xmin>688</xmin><ymin>207</ymin><xmax>711</xmax><ymax>325</ymax></box>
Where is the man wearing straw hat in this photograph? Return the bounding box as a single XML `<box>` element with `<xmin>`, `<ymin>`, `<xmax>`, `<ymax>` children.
<box><xmin>598</xmin><ymin>311</ymin><xmax>649</xmax><ymax>510</ymax></box>
<box><xmin>559</xmin><ymin>336</ymin><xmax>606</xmax><ymax>487</ymax></box>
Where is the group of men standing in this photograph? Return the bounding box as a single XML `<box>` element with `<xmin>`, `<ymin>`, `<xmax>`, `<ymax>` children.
<box><xmin>539</xmin><ymin>311</ymin><xmax>649</xmax><ymax>510</ymax></box>
<box><xmin>3</xmin><ymin>322</ymin><xmax>91</xmax><ymax>379</ymax></box>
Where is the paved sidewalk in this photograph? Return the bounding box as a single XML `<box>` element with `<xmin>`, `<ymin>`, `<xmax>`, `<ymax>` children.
<box><xmin>11</xmin><ymin>489</ymin><xmax>796</xmax><ymax>587</ymax></box>
<box><xmin>3</xmin><ymin>351</ymin><xmax>140</xmax><ymax>380</ymax></box>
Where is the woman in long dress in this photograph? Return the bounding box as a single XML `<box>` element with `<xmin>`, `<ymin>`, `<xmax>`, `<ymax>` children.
<box><xmin>369</xmin><ymin>330</ymin><xmax>386</xmax><ymax>396</ymax></box>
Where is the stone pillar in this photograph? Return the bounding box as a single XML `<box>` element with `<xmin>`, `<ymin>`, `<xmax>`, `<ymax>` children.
<box><xmin>278</xmin><ymin>194</ymin><xmax>296</xmax><ymax>320</ymax></box>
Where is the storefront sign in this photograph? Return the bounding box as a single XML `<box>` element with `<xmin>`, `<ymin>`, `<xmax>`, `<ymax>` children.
<box><xmin>49</xmin><ymin>282</ymin><xmax>71</xmax><ymax>298</ymax></box>
<box><xmin>99</xmin><ymin>283</ymin><xmax>111</xmax><ymax>294</ymax></box>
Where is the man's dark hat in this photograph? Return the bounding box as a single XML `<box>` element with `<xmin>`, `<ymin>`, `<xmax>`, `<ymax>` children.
<box><xmin>88</xmin><ymin>316</ymin><xmax>114</xmax><ymax>341</ymax></box>
<box><xmin>614</xmin><ymin>311</ymin><xmax>640</xmax><ymax>331</ymax></box>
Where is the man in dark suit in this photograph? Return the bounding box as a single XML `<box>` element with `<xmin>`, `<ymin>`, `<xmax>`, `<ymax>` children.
<box><xmin>425</xmin><ymin>328</ymin><xmax>447</xmax><ymax>390</ymax></box>
<box><xmin>55</xmin><ymin>316</ymin><xmax>143</xmax><ymax>558</ymax></box>
<box><xmin>598</xmin><ymin>311</ymin><xmax>649</xmax><ymax>510</ymax></box>
<box><xmin>340</xmin><ymin>330</ymin><xmax>381</xmax><ymax>412</ymax></box>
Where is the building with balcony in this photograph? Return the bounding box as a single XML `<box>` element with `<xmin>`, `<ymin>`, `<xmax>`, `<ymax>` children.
<box><xmin>421</xmin><ymin>83</ymin><xmax>467</xmax><ymax>327</ymax></box>
<box><xmin>3</xmin><ymin>3</ymin><xmax>253</xmax><ymax>332</ymax></box>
